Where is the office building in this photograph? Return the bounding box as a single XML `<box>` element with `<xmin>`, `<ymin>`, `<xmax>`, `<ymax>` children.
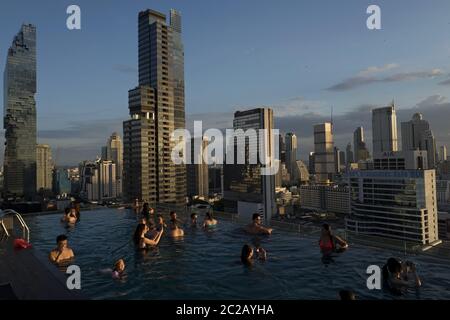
<box><xmin>36</xmin><ymin>144</ymin><xmax>53</xmax><ymax>192</ymax></box>
<box><xmin>299</xmin><ymin>185</ymin><xmax>350</xmax><ymax>215</ymax></box>
<box><xmin>53</xmin><ymin>168</ymin><xmax>71</xmax><ymax>196</ymax></box>
<box><xmin>373</xmin><ymin>150</ymin><xmax>428</xmax><ymax>170</ymax></box>
<box><xmin>372</xmin><ymin>104</ymin><xmax>398</xmax><ymax>154</ymax></box>
<box><xmin>346</xmin><ymin>143</ymin><xmax>354</xmax><ymax>166</ymax></box>
<box><xmin>123</xmin><ymin>9</ymin><xmax>186</xmax><ymax>206</ymax></box>
<box><xmin>353</xmin><ymin>127</ymin><xmax>370</xmax><ymax>162</ymax></box>
<box><xmin>223</xmin><ymin>108</ymin><xmax>276</xmax><ymax>222</ymax></box>
<box><xmin>3</xmin><ymin>24</ymin><xmax>37</xmax><ymax>200</ymax></box>
<box><xmin>401</xmin><ymin>113</ymin><xmax>436</xmax><ymax>169</ymax></box>
<box><xmin>102</xmin><ymin>133</ymin><xmax>123</xmax><ymax>196</ymax></box>
<box><xmin>439</xmin><ymin>145</ymin><xmax>447</xmax><ymax>163</ymax></box>
<box><xmin>314</xmin><ymin>123</ymin><xmax>334</xmax><ymax>184</ymax></box>
<box><xmin>285</xmin><ymin>133</ymin><xmax>297</xmax><ymax>179</ymax></box>
<box><xmin>187</xmin><ymin>137</ymin><xmax>209</xmax><ymax>199</ymax></box>
<box><xmin>346</xmin><ymin>169</ymin><xmax>440</xmax><ymax>247</ymax></box>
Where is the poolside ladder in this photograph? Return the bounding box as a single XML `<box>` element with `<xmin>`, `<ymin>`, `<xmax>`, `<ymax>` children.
<box><xmin>0</xmin><ymin>209</ymin><xmax>30</xmax><ymax>243</ymax></box>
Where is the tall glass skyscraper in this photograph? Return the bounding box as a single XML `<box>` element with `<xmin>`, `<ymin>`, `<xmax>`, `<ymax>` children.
<box><xmin>3</xmin><ymin>24</ymin><xmax>37</xmax><ymax>200</ymax></box>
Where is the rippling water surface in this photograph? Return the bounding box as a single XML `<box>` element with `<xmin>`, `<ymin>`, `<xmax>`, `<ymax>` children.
<box><xmin>24</xmin><ymin>209</ymin><xmax>450</xmax><ymax>300</ymax></box>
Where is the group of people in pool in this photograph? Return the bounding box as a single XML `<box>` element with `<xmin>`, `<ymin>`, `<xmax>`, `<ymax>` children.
<box><xmin>48</xmin><ymin>201</ymin><xmax>422</xmax><ymax>296</ymax></box>
<box><xmin>133</xmin><ymin>203</ymin><xmax>220</xmax><ymax>249</ymax></box>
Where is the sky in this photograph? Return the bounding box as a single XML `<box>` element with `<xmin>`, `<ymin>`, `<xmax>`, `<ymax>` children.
<box><xmin>1</xmin><ymin>0</ymin><xmax>450</xmax><ymax>165</ymax></box>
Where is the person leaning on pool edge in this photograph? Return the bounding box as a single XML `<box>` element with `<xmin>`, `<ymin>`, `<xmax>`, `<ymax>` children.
<box><xmin>244</xmin><ymin>213</ymin><xmax>273</xmax><ymax>235</ymax></box>
<box><xmin>319</xmin><ymin>223</ymin><xmax>348</xmax><ymax>255</ymax></box>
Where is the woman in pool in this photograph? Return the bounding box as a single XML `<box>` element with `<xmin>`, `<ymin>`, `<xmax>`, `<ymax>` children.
<box><xmin>319</xmin><ymin>223</ymin><xmax>348</xmax><ymax>255</ymax></box>
<box><xmin>112</xmin><ymin>259</ymin><xmax>126</xmax><ymax>279</ymax></box>
<box><xmin>133</xmin><ymin>223</ymin><xmax>164</xmax><ymax>249</ymax></box>
<box><xmin>169</xmin><ymin>211</ymin><xmax>184</xmax><ymax>238</ymax></box>
<box><xmin>240</xmin><ymin>244</ymin><xmax>267</xmax><ymax>265</ymax></box>
<box><xmin>203</xmin><ymin>212</ymin><xmax>218</xmax><ymax>229</ymax></box>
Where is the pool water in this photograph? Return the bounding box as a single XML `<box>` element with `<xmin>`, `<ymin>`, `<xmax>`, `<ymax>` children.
<box><xmin>24</xmin><ymin>209</ymin><xmax>450</xmax><ymax>300</ymax></box>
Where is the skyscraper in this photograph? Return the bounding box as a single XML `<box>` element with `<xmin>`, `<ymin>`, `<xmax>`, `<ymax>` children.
<box><xmin>346</xmin><ymin>143</ymin><xmax>354</xmax><ymax>166</ymax></box>
<box><xmin>187</xmin><ymin>137</ymin><xmax>209</xmax><ymax>199</ymax></box>
<box><xmin>36</xmin><ymin>144</ymin><xmax>53</xmax><ymax>192</ymax></box>
<box><xmin>401</xmin><ymin>113</ymin><xmax>436</xmax><ymax>169</ymax></box>
<box><xmin>334</xmin><ymin>147</ymin><xmax>340</xmax><ymax>173</ymax></box>
<box><xmin>223</xmin><ymin>108</ymin><xmax>276</xmax><ymax>222</ymax></box>
<box><xmin>285</xmin><ymin>133</ymin><xmax>297</xmax><ymax>180</ymax></box>
<box><xmin>353</xmin><ymin>127</ymin><xmax>370</xmax><ymax>162</ymax></box>
<box><xmin>440</xmin><ymin>145</ymin><xmax>447</xmax><ymax>162</ymax></box>
<box><xmin>123</xmin><ymin>9</ymin><xmax>186</xmax><ymax>206</ymax></box>
<box><xmin>104</xmin><ymin>133</ymin><xmax>123</xmax><ymax>196</ymax></box>
<box><xmin>314</xmin><ymin>123</ymin><xmax>334</xmax><ymax>184</ymax></box>
<box><xmin>3</xmin><ymin>24</ymin><xmax>37</xmax><ymax>200</ymax></box>
<box><xmin>372</xmin><ymin>104</ymin><xmax>398</xmax><ymax>155</ymax></box>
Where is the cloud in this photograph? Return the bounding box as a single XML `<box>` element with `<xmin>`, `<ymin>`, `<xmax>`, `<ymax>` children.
<box><xmin>358</xmin><ymin>63</ymin><xmax>399</xmax><ymax>76</ymax></box>
<box><xmin>438</xmin><ymin>78</ymin><xmax>450</xmax><ymax>86</ymax></box>
<box><xmin>327</xmin><ymin>65</ymin><xmax>444</xmax><ymax>91</ymax></box>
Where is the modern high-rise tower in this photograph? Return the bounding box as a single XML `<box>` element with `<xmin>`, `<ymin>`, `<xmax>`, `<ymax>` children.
<box><xmin>314</xmin><ymin>123</ymin><xmax>334</xmax><ymax>184</ymax></box>
<box><xmin>123</xmin><ymin>9</ymin><xmax>186</xmax><ymax>206</ymax></box>
<box><xmin>372</xmin><ymin>104</ymin><xmax>398</xmax><ymax>155</ymax></box>
<box><xmin>285</xmin><ymin>133</ymin><xmax>297</xmax><ymax>180</ymax></box>
<box><xmin>3</xmin><ymin>24</ymin><xmax>37</xmax><ymax>200</ymax></box>
<box><xmin>401</xmin><ymin>113</ymin><xmax>437</xmax><ymax>169</ymax></box>
<box><xmin>103</xmin><ymin>133</ymin><xmax>123</xmax><ymax>196</ymax></box>
<box><xmin>353</xmin><ymin>127</ymin><xmax>370</xmax><ymax>162</ymax></box>
<box><xmin>36</xmin><ymin>144</ymin><xmax>53</xmax><ymax>192</ymax></box>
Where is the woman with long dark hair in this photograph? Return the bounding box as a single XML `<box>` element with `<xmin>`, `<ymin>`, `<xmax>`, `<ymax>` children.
<box><xmin>133</xmin><ymin>223</ymin><xmax>164</xmax><ymax>249</ymax></box>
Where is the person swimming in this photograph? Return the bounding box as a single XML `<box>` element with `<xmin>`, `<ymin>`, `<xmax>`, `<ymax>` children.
<box><xmin>61</xmin><ymin>208</ymin><xmax>77</xmax><ymax>225</ymax></box>
<box><xmin>382</xmin><ymin>257</ymin><xmax>422</xmax><ymax>295</ymax></box>
<box><xmin>169</xmin><ymin>211</ymin><xmax>184</xmax><ymax>238</ymax></box>
<box><xmin>133</xmin><ymin>223</ymin><xmax>164</xmax><ymax>249</ymax></box>
<box><xmin>318</xmin><ymin>223</ymin><xmax>348</xmax><ymax>255</ymax></box>
<box><xmin>49</xmin><ymin>234</ymin><xmax>75</xmax><ymax>265</ymax></box>
<box><xmin>190</xmin><ymin>213</ymin><xmax>198</xmax><ymax>227</ymax></box>
<box><xmin>244</xmin><ymin>213</ymin><xmax>273</xmax><ymax>235</ymax></box>
<box><xmin>203</xmin><ymin>212</ymin><xmax>218</xmax><ymax>229</ymax></box>
<box><xmin>112</xmin><ymin>259</ymin><xmax>126</xmax><ymax>279</ymax></box>
<box><xmin>240</xmin><ymin>244</ymin><xmax>267</xmax><ymax>265</ymax></box>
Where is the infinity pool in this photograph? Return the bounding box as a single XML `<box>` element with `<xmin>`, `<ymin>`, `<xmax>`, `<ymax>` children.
<box><xmin>24</xmin><ymin>209</ymin><xmax>450</xmax><ymax>300</ymax></box>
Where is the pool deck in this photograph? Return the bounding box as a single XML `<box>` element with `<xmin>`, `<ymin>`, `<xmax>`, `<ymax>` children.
<box><xmin>0</xmin><ymin>238</ymin><xmax>86</xmax><ymax>300</ymax></box>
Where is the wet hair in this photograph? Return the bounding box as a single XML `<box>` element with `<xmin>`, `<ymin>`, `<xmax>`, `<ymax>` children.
<box><xmin>241</xmin><ymin>244</ymin><xmax>253</xmax><ymax>264</ymax></box>
<box><xmin>387</xmin><ymin>258</ymin><xmax>402</xmax><ymax>274</ymax></box>
<box><xmin>170</xmin><ymin>211</ymin><xmax>176</xmax><ymax>216</ymax></box>
<box><xmin>113</xmin><ymin>259</ymin><xmax>125</xmax><ymax>272</ymax></box>
<box><xmin>133</xmin><ymin>224</ymin><xmax>146</xmax><ymax>245</ymax></box>
<box><xmin>191</xmin><ymin>213</ymin><xmax>197</xmax><ymax>219</ymax></box>
<box><xmin>339</xmin><ymin>290</ymin><xmax>356</xmax><ymax>300</ymax></box>
<box><xmin>56</xmin><ymin>234</ymin><xmax>68</xmax><ymax>243</ymax></box>
<box><xmin>64</xmin><ymin>208</ymin><xmax>71</xmax><ymax>215</ymax></box>
<box><xmin>252</xmin><ymin>213</ymin><xmax>261</xmax><ymax>221</ymax></box>
<box><xmin>206</xmin><ymin>212</ymin><xmax>213</xmax><ymax>220</ymax></box>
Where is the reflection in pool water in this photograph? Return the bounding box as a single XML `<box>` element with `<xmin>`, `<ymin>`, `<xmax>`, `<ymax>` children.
<box><xmin>24</xmin><ymin>209</ymin><xmax>450</xmax><ymax>300</ymax></box>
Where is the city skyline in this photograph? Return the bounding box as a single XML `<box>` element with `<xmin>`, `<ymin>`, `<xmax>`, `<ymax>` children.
<box><xmin>1</xmin><ymin>1</ymin><xmax>450</xmax><ymax>165</ymax></box>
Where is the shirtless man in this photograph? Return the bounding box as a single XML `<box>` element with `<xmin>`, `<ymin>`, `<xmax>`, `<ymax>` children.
<box><xmin>169</xmin><ymin>211</ymin><xmax>184</xmax><ymax>238</ymax></box>
<box><xmin>244</xmin><ymin>213</ymin><xmax>273</xmax><ymax>235</ymax></box>
<box><xmin>49</xmin><ymin>235</ymin><xmax>75</xmax><ymax>265</ymax></box>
